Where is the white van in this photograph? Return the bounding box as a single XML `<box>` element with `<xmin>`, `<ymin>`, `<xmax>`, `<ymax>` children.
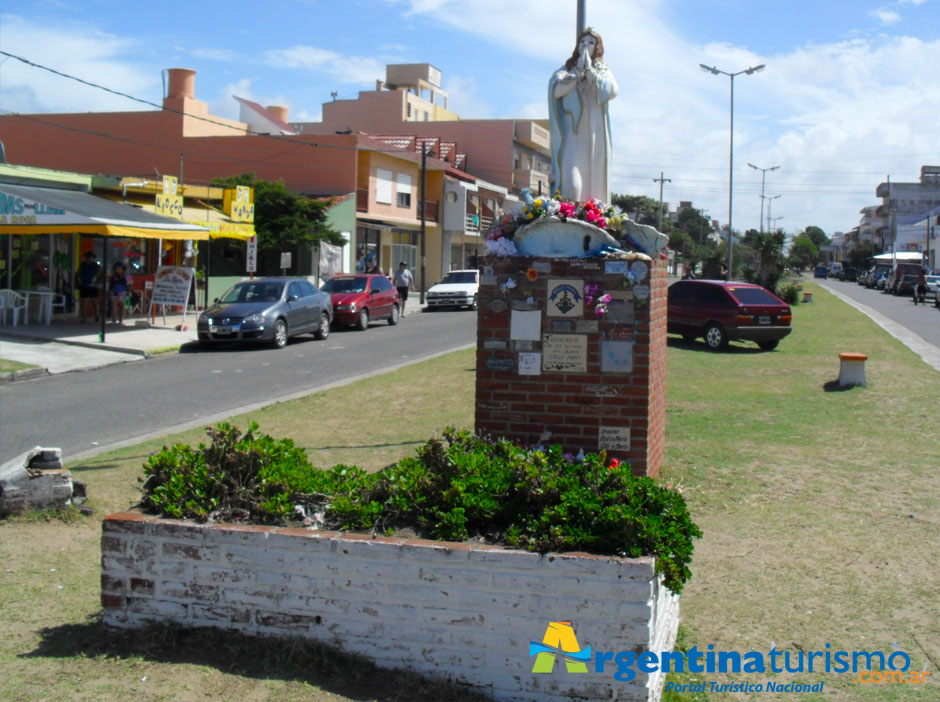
<box><xmin>827</xmin><ymin>262</ymin><xmax>843</xmax><ymax>279</ymax></box>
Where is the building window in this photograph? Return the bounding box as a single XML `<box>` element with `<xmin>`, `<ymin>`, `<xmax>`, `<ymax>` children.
<box><xmin>407</xmin><ymin>102</ymin><xmax>412</xmax><ymax>119</ymax></box>
<box><xmin>375</xmin><ymin>168</ymin><xmax>393</xmax><ymax>204</ymax></box>
<box><xmin>396</xmin><ymin>173</ymin><xmax>412</xmax><ymax>208</ymax></box>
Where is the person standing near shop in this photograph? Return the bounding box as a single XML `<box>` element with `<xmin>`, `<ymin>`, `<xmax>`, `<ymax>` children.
<box><xmin>76</xmin><ymin>251</ymin><xmax>101</xmax><ymax>322</ymax></box>
<box><xmin>393</xmin><ymin>261</ymin><xmax>415</xmax><ymax>316</ymax></box>
<box><xmin>108</xmin><ymin>261</ymin><xmax>132</xmax><ymax>325</ymax></box>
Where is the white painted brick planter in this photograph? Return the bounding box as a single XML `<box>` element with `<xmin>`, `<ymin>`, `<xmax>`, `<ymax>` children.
<box><xmin>101</xmin><ymin>511</ymin><xmax>680</xmax><ymax>702</ymax></box>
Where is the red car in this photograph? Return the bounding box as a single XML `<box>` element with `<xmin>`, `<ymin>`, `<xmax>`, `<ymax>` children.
<box><xmin>321</xmin><ymin>274</ymin><xmax>400</xmax><ymax>330</ymax></box>
<box><xmin>667</xmin><ymin>280</ymin><xmax>792</xmax><ymax>351</ymax></box>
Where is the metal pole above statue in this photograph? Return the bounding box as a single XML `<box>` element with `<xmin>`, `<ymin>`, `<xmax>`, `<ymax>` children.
<box><xmin>577</xmin><ymin>0</ymin><xmax>585</xmax><ymax>38</ymax></box>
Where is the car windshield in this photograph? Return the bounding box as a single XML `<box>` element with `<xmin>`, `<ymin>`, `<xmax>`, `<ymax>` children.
<box><xmin>219</xmin><ymin>282</ymin><xmax>284</xmax><ymax>304</ymax></box>
<box><xmin>727</xmin><ymin>287</ymin><xmax>781</xmax><ymax>305</ymax></box>
<box><xmin>440</xmin><ymin>272</ymin><xmax>477</xmax><ymax>284</ymax></box>
<box><xmin>322</xmin><ymin>277</ymin><xmax>367</xmax><ymax>293</ymax></box>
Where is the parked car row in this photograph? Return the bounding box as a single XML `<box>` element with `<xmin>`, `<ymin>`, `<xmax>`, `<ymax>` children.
<box><xmin>667</xmin><ymin>279</ymin><xmax>792</xmax><ymax>351</ymax></box>
<box><xmin>852</xmin><ymin>262</ymin><xmax>936</xmax><ymax>301</ymax></box>
<box><xmin>197</xmin><ymin>274</ymin><xmax>407</xmax><ymax>348</ymax></box>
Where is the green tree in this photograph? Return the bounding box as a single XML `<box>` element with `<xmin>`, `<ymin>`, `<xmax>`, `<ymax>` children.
<box><xmin>802</xmin><ymin>225</ymin><xmax>829</xmax><ymax>251</ymax></box>
<box><xmin>847</xmin><ymin>240</ymin><xmax>877</xmax><ymax>269</ymax></box>
<box><xmin>213</xmin><ymin>174</ymin><xmax>343</xmax><ymax>250</ymax></box>
<box><xmin>674</xmin><ymin>207</ymin><xmax>712</xmax><ymax>246</ymax></box>
<box><xmin>610</xmin><ymin>193</ymin><xmax>671</xmax><ymax>232</ymax></box>
<box><xmin>787</xmin><ymin>235</ymin><xmax>818</xmax><ymax>269</ymax></box>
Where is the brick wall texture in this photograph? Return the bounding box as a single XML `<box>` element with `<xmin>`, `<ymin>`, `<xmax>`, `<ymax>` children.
<box><xmin>475</xmin><ymin>256</ymin><xmax>667</xmax><ymax>476</ymax></box>
<box><xmin>101</xmin><ymin>511</ymin><xmax>679</xmax><ymax>702</ymax></box>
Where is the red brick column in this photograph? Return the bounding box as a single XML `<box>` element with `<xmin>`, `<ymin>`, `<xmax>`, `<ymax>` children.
<box><xmin>475</xmin><ymin>256</ymin><xmax>667</xmax><ymax>477</ymax></box>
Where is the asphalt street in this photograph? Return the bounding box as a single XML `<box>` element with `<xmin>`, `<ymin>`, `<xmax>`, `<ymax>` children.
<box><xmin>817</xmin><ymin>278</ymin><xmax>940</xmax><ymax>350</ymax></box>
<box><xmin>0</xmin><ymin>310</ymin><xmax>476</xmax><ymax>464</ymax></box>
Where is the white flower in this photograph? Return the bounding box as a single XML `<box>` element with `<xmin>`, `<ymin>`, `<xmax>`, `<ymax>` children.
<box><xmin>486</xmin><ymin>237</ymin><xmax>519</xmax><ymax>257</ymax></box>
<box><xmin>500</xmin><ymin>277</ymin><xmax>518</xmax><ymax>292</ymax></box>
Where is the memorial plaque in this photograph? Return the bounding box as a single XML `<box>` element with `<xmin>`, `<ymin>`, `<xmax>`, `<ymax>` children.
<box><xmin>552</xmin><ymin>320</ymin><xmax>574</xmax><ymax>332</ymax></box>
<box><xmin>601</xmin><ymin>340</ymin><xmax>633</xmax><ymax>373</ymax></box>
<box><xmin>518</xmin><ymin>352</ymin><xmax>541</xmax><ymax>375</ymax></box>
<box><xmin>630</xmin><ymin>261</ymin><xmax>649</xmax><ymax>280</ymax></box>
<box><xmin>512</xmin><ymin>299</ymin><xmax>539</xmax><ymax>311</ymax></box>
<box><xmin>532</xmin><ymin>260</ymin><xmax>552</xmax><ymax>273</ymax></box>
<box><xmin>605</xmin><ymin>299</ymin><xmax>635</xmax><ymax>323</ymax></box>
<box><xmin>633</xmin><ymin>285</ymin><xmax>651</xmax><ymax>301</ymax></box>
<box><xmin>486</xmin><ymin>357</ymin><xmax>516</xmax><ymax>372</ymax></box>
<box><xmin>598</xmin><ymin>425</ymin><xmax>631</xmax><ymax>451</ymax></box>
<box><xmin>607</xmin><ymin>327</ymin><xmax>632</xmax><ymax>341</ymax></box>
<box><xmin>575</xmin><ymin>319</ymin><xmax>599</xmax><ymax>333</ymax></box>
<box><xmin>490</xmin><ymin>298</ymin><xmax>508</xmax><ymax>313</ymax></box>
<box><xmin>510</xmin><ymin>309</ymin><xmax>541</xmax><ymax>340</ymax></box>
<box><xmin>481</xmin><ymin>273</ymin><xmax>498</xmax><ymax>286</ymax></box>
<box><xmin>605</xmin><ymin>260</ymin><xmax>628</xmax><ymax>274</ymax></box>
<box><xmin>484</xmin><ymin>340</ymin><xmax>507</xmax><ymax>350</ymax></box>
<box><xmin>513</xmin><ymin>340</ymin><xmax>537</xmax><ymax>351</ymax></box>
<box><xmin>547</xmin><ymin>279</ymin><xmax>584</xmax><ymax>317</ymax></box>
<box><xmin>542</xmin><ymin>333</ymin><xmax>588</xmax><ymax>373</ymax></box>
<box><xmin>607</xmin><ymin>290</ymin><xmax>634</xmax><ymax>300</ymax></box>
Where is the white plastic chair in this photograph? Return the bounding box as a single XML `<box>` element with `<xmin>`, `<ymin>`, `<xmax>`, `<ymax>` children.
<box><xmin>0</xmin><ymin>289</ymin><xmax>27</xmax><ymax>327</ymax></box>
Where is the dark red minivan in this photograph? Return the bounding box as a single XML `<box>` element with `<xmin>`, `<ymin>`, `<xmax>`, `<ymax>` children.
<box><xmin>667</xmin><ymin>280</ymin><xmax>792</xmax><ymax>350</ymax></box>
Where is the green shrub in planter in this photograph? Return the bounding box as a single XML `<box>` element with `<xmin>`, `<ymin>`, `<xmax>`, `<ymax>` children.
<box><xmin>777</xmin><ymin>282</ymin><xmax>800</xmax><ymax>305</ymax></box>
<box><xmin>141</xmin><ymin>424</ymin><xmax>701</xmax><ymax>593</ymax></box>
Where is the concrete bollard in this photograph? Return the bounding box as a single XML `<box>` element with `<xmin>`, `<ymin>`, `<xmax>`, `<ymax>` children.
<box><xmin>802</xmin><ymin>291</ymin><xmax>813</xmax><ymax>302</ymax></box>
<box><xmin>838</xmin><ymin>352</ymin><xmax>868</xmax><ymax>388</ymax></box>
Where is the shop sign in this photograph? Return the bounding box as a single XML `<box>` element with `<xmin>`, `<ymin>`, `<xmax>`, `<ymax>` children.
<box><xmin>224</xmin><ymin>186</ymin><xmax>255</xmax><ymax>222</ymax></box>
<box><xmin>151</xmin><ymin>266</ymin><xmax>195</xmax><ymax>307</ymax></box>
<box><xmin>155</xmin><ymin>193</ymin><xmax>183</xmax><ymax>219</ymax></box>
<box><xmin>0</xmin><ymin>190</ymin><xmax>67</xmax><ymax>224</ymax></box>
<box><xmin>246</xmin><ymin>236</ymin><xmax>258</xmax><ymax>273</ymax></box>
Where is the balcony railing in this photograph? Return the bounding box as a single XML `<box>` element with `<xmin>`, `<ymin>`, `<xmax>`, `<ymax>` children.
<box><xmin>464</xmin><ymin>213</ymin><xmax>493</xmax><ymax>233</ymax></box>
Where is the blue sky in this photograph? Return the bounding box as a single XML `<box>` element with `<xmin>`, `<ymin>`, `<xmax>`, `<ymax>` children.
<box><xmin>2</xmin><ymin>0</ymin><xmax>939</xmax><ymax>236</ymax></box>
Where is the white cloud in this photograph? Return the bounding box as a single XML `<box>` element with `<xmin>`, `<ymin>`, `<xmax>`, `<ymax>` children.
<box><xmin>0</xmin><ymin>14</ymin><xmax>160</xmax><ymax>113</ymax></box>
<box><xmin>264</xmin><ymin>45</ymin><xmax>383</xmax><ymax>84</ymax></box>
<box><xmin>443</xmin><ymin>74</ymin><xmax>491</xmax><ymax>118</ymax></box>
<box><xmin>871</xmin><ymin>8</ymin><xmax>901</xmax><ymax>24</ymax></box>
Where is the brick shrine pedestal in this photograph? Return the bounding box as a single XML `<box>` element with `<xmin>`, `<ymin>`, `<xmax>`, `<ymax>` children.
<box><xmin>474</xmin><ymin>254</ymin><xmax>667</xmax><ymax>477</ymax></box>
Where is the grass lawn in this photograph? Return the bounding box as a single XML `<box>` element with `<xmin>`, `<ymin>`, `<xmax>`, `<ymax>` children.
<box><xmin>0</xmin><ymin>357</ymin><xmax>38</xmax><ymax>373</ymax></box>
<box><xmin>1</xmin><ymin>279</ymin><xmax>938</xmax><ymax>701</ymax></box>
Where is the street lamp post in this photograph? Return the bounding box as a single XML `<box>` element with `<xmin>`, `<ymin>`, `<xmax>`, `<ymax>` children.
<box><xmin>766</xmin><ymin>195</ymin><xmax>781</xmax><ymax>233</ymax></box>
<box><xmin>748</xmin><ymin>162</ymin><xmax>779</xmax><ymax>233</ymax></box>
<box><xmin>700</xmin><ymin>62</ymin><xmax>765</xmax><ymax>281</ymax></box>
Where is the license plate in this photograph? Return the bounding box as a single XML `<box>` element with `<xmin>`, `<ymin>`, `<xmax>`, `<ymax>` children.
<box><xmin>758</xmin><ymin>316</ymin><xmax>771</xmax><ymax>325</ymax></box>
<box><xmin>211</xmin><ymin>325</ymin><xmax>232</xmax><ymax>334</ymax></box>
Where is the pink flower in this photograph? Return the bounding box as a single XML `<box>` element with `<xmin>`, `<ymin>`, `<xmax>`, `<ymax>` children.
<box><xmin>597</xmin><ymin>294</ymin><xmax>612</xmax><ymax>304</ymax></box>
<box><xmin>584</xmin><ymin>283</ymin><xmax>599</xmax><ymax>297</ymax></box>
<box><xmin>584</xmin><ymin>295</ymin><xmax>594</xmax><ymax>306</ymax></box>
<box><xmin>597</xmin><ymin>217</ymin><xmax>607</xmax><ymax>229</ymax></box>
<box><xmin>586</xmin><ymin>211</ymin><xmax>597</xmax><ymax>223</ymax></box>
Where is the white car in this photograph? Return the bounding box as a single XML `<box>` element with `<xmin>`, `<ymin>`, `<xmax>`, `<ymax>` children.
<box><xmin>426</xmin><ymin>270</ymin><xmax>479</xmax><ymax>310</ymax></box>
<box><xmin>925</xmin><ymin>274</ymin><xmax>940</xmax><ymax>301</ymax></box>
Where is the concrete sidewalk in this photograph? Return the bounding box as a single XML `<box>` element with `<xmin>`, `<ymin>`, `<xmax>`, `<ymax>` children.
<box><xmin>0</xmin><ymin>314</ymin><xmax>199</xmax><ymax>379</ymax></box>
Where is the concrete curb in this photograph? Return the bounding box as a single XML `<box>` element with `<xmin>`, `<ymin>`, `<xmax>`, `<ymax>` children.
<box><xmin>0</xmin><ymin>367</ymin><xmax>50</xmax><ymax>383</ymax></box>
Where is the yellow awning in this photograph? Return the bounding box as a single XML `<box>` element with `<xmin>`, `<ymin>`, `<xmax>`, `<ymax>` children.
<box><xmin>0</xmin><ymin>183</ymin><xmax>210</xmax><ymax>239</ymax></box>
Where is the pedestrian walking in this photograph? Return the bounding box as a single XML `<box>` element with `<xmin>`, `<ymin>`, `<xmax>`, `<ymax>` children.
<box><xmin>75</xmin><ymin>251</ymin><xmax>101</xmax><ymax>322</ymax></box>
<box><xmin>393</xmin><ymin>261</ymin><xmax>415</xmax><ymax>315</ymax></box>
<box><xmin>913</xmin><ymin>269</ymin><xmax>928</xmax><ymax>305</ymax></box>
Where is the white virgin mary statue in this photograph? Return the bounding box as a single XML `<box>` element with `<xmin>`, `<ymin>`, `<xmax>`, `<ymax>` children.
<box><xmin>549</xmin><ymin>28</ymin><xmax>618</xmax><ymax>205</ymax></box>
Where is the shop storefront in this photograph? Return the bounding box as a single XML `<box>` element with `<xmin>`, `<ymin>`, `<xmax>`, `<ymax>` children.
<box><xmin>1</xmin><ymin>182</ymin><xmax>209</xmax><ymax>322</ymax></box>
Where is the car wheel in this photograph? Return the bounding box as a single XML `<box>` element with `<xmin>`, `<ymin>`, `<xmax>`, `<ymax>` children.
<box><xmin>314</xmin><ymin>312</ymin><xmax>330</xmax><ymax>340</ymax></box>
<box><xmin>356</xmin><ymin>308</ymin><xmax>369</xmax><ymax>331</ymax></box>
<box><xmin>468</xmin><ymin>294</ymin><xmax>478</xmax><ymax>310</ymax></box>
<box><xmin>272</xmin><ymin>318</ymin><xmax>288</xmax><ymax>348</ymax></box>
<box><xmin>704</xmin><ymin>323</ymin><xmax>729</xmax><ymax>351</ymax></box>
<box><xmin>757</xmin><ymin>339</ymin><xmax>779</xmax><ymax>351</ymax></box>
<box><xmin>388</xmin><ymin>303</ymin><xmax>400</xmax><ymax>325</ymax></box>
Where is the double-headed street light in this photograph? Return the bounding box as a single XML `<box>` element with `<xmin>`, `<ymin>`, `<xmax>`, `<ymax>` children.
<box><xmin>748</xmin><ymin>162</ymin><xmax>779</xmax><ymax>233</ymax></box>
<box><xmin>700</xmin><ymin>62</ymin><xmax>765</xmax><ymax>280</ymax></box>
